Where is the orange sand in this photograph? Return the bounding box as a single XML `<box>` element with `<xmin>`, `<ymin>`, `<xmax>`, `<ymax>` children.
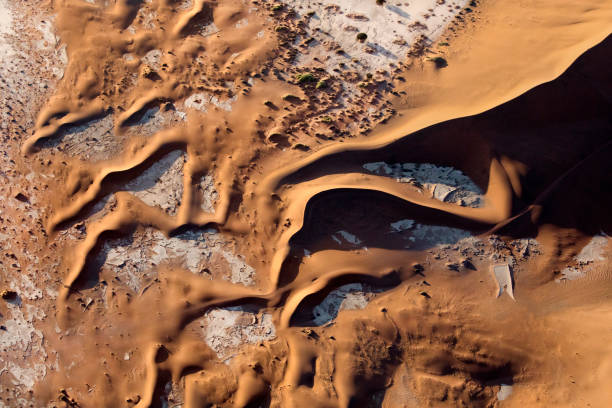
<box><xmin>0</xmin><ymin>0</ymin><xmax>611</xmax><ymax>406</ymax></box>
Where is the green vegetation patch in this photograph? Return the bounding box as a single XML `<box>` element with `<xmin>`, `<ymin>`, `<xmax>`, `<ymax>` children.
<box><xmin>315</xmin><ymin>80</ymin><xmax>328</xmax><ymax>89</ymax></box>
<box><xmin>296</xmin><ymin>73</ymin><xmax>317</xmax><ymax>84</ymax></box>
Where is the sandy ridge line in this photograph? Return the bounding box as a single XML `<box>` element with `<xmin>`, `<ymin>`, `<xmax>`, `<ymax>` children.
<box><xmin>258</xmin><ymin>1</ymin><xmax>612</xmax><ymax>195</ymax></box>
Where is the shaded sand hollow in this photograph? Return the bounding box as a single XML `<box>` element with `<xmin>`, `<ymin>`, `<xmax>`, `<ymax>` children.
<box><xmin>0</xmin><ymin>0</ymin><xmax>611</xmax><ymax>407</ymax></box>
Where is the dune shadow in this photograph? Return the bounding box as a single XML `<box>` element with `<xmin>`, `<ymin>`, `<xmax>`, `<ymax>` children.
<box><xmin>277</xmin><ymin>35</ymin><xmax>612</xmax><ymax>237</ymax></box>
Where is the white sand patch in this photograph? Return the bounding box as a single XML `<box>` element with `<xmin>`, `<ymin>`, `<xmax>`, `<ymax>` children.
<box><xmin>575</xmin><ymin>234</ymin><xmax>607</xmax><ymax>265</ymax></box>
<box><xmin>219</xmin><ymin>250</ymin><xmax>256</xmax><ymax>287</ymax></box>
<box><xmin>313</xmin><ymin>283</ymin><xmax>373</xmax><ymax>326</ymax></box>
<box><xmin>0</xmin><ymin>3</ymin><xmax>67</xmax><ymax>82</ymax></box>
<box><xmin>184</xmin><ymin>92</ymin><xmax>238</xmax><ymax>112</ymax></box>
<box><xmin>0</xmin><ymin>304</ymin><xmax>47</xmax><ymax>389</ymax></box>
<box><xmin>235</xmin><ymin>18</ymin><xmax>248</xmax><ymax>29</ymax></box>
<box><xmin>102</xmin><ymin>228</ymin><xmax>256</xmax><ymax>293</ymax></box>
<box><xmin>556</xmin><ymin>234</ymin><xmax>609</xmax><ymax>283</ymax></box>
<box><xmin>200</xmin><ymin>22</ymin><xmax>220</xmax><ymax>36</ymax></box>
<box><xmin>364</xmin><ymin>162</ymin><xmax>483</xmax><ymax>207</ymax></box>
<box><xmin>176</xmin><ymin>0</ymin><xmax>193</xmax><ymax>11</ymax></box>
<box><xmin>136</xmin><ymin>6</ymin><xmax>158</xmax><ymax>30</ymax></box>
<box><xmin>201</xmin><ymin>307</ymin><xmax>276</xmax><ymax>361</ymax></box>
<box><xmin>497</xmin><ymin>384</ymin><xmax>513</xmax><ymax>401</ymax></box>
<box><xmin>0</xmin><ymin>0</ymin><xmax>15</xmax><ymax>60</ymax></box>
<box><xmin>492</xmin><ymin>264</ymin><xmax>514</xmax><ymax>300</ymax></box>
<box><xmin>123</xmin><ymin>150</ymin><xmax>185</xmax><ymax>215</ymax></box>
<box><xmin>286</xmin><ymin>0</ymin><xmax>468</xmax><ymax>72</ymax></box>
<box><xmin>8</xmin><ymin>272</ymin><xmax>43</xmax><ymax>301</ymax></box>
<box><xmin>35</xmin><ymin>19</ymin><xmax>58</xmax><ymax>51</ymax></box>
<box><xmin>199</xmin><ymin>173</ymin><xmax>218</xmax><ymax>213</ymax></box>
<box><xmin>0</xmin><ymin>1</ymin><xmax>67</xmax><ymax>85</ymax></box>
<box><xmin>184</xmin><ymin>93</ymin><xmax>210</xmax><ymax>112</ymax></box>
<box><xmin>142</xmin><ymin>49</ymin><xmax>162</xmax><ymax>70</ymax></box>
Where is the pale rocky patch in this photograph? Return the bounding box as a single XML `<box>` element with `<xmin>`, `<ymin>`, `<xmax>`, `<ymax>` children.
<box><xmin>313</xmin><ymin>283</ymin><xmax>378</xmax><ymax>326</ymax></box>
<box><xmin>0</xmin><ymin>0</ymin><xmax>67</xmax><ymax>131</ymax></box>
<box><xmin>183</xmin><ymin>92</ymin><xmax>238</xmax><ymax>112</ymax></box>
<box><xmin>364</xmin><ymin>162</ymin><xmax>484</xmax><ymax>208</ymax></box>
<box><xmin>141</xmin><ymin>49</ymin><xmax>162</xmax><ymax>70</ymax></box>
<box><xmin>556</xmin><ymin>234</ymin><xmax>609</xmax><ymax>283</ymax></box>
<box><xmin>492</xmin><ymin>264</ymin><xmax>514</xmax><ymax>300</ymax></box>
<box><xmin>0</xmin><ymin>303</ymin><xmax>48</xmax><ymax>389</ymax></box>
<box><xmin>200</xmin><ymin>307</ymin><xmax>276</xmax><ymax>361</ymax></box>
<box><xmin>199</xmin><ymin>173</ymin><xmax>218</xmax><ymax>213</ymax></box>
<box><xmin>40</xmin><ymin>113</ymin><xmax>118</xmax><ymax>160</ymax></box>
<box><xmin>122</xmin><ymin>150</ymin><xmax>185</xmax><ymax>216</ymax></box>
<box><xmin>101</xmin><ymin>228</ymin><xmax>256</xmax><ymax>294</ymax></box>
<box><xmin>285</xmin><ymin>0</ymin><xmax>468</xmax><ymax>72</ymax></box>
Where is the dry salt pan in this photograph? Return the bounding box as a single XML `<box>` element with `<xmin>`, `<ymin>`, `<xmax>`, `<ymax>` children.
<box><xmin>42</xmin><ymin>114</ymin><xmax>116</xmax><ymax>160</ymax></box>
<box><xmin>364</xmin><ymin>162</ymin><xmax>484</xmax><ymax>208</ymax></box>
<box><xmin>201</xmin><ymin>307</ymin><xmax>276</xmax><ymax>361</ymax></box>
<box><xmin>102</xmin><ymin>228</ymin><xmax>256</xmax><ymax>293</ymax></box>
<box><xmin>493</xmin><ymin>264</ymin><xmax>514</xmax><ymax>300</ymax></box>
<box><xmin>184</xmin><ymin>91</ymin><xmax>238</xmax><ymax>112</ymax></box>
<box><xmin>556</xmin><ymin>234</ymin><xmax>609</xmax><ymax>283</ymax></box>
<box><xmin>284</xmin><ymin>0</ymin><xmax>468</xmax><ymax>72</ymax></box>
<box><xmin>313</xmin><ymin>283</ymin><xmax>374</xmax><ymax>326</ymax></box>
<box><xmin>123</xmin><ymin>150</ymin><xmax>185</xmax><ymax>216</ymax></box>
<box><xmin>0</xmin><ymin>0</ymin><xmax>15</xmax><ymax>60</ymax></box>
<box><xmin>0</xmin><ymin>304</ymin><xmax>47</xmax><ymax>388</ymax></box>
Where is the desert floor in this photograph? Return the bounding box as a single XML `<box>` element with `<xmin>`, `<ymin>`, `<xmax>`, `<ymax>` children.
<box><xmin>1</xmin><ymin>0</ymin><xmax>611</xmax><ymax>407</ymax></box>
